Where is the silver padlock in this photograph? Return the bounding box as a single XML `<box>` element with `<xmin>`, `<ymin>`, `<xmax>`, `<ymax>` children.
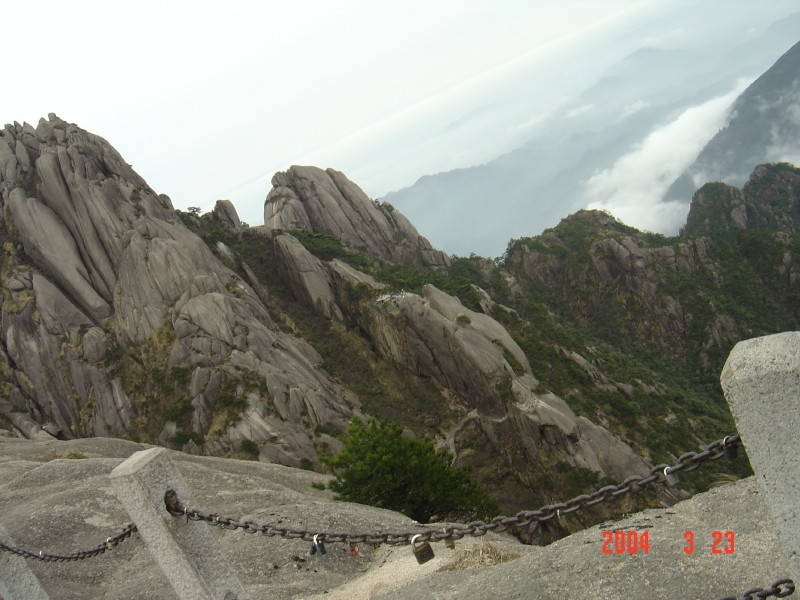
<box><xmin>310</xmin><ymin>534</ymin><xmax>326</xmax><ymax>555</ymax></box>
<box><xmin>411</xmin><ymin>535</ymin><xmax>435</xmax><ymax>565</ymax></box>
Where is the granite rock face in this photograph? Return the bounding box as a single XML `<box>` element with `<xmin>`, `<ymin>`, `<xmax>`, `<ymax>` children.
<box><xmin>0</xmin><ymin>115</ymin><xmax>355</xmax><ymax>467</ymax></box>
<box><xmin>264</xmin><ymin>166</ymin><xmax>450</xmax><ymax>268</ymax></box>
<box><xmin>272</xmin><ymin>234</ymin><xmax>652</xmax><ymax>503</ymax></box>
<box><xmin>212</xmin><ymin>199</ymin><xmax>244</xmax><ymax>231</ymax></box>
<box><xmin>274</xmin><ymin>233</ymin><xmax>344</xmax><ymax>321</ymax></box>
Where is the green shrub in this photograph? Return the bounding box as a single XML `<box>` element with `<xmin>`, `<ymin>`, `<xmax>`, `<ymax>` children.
<box><xmin>456</xmin><ymin>314</ymin><xmax>471</xmax><ymax>325</ymax></box>
<box><xmin>311</xmin><ymin>481</ymin><xmax>327</xmax><ymax>490</ymax></box>
<box><xmin>170</xmin><ymin>366</ymin><xmax>191</xmax><ymax>386</ymax></box>
<box><xmin>164</xmin><ymin>398</ymin><xmax>193</xmax><ymax>422</ymax></box>
<box><xmin>63</xmin><ymin>451</ymin><xmax>88</xmax><ymax>459</ymax></box>
<box><xmin>172</xmin><ymin>431</ymin><xmax>204</xmax><ymax>446</ymax></box>
<box><xmin>240</xmin><ymin>439</ymin><xmax>259</xmax><ymax>458</ymax></box>
<box><xmin>325</xmin><ymin>417</ymin><xmax>498</xmax><ymax>523</ymax></box>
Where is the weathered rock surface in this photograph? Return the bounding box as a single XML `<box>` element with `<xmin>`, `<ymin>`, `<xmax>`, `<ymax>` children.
<box><xmin>366</xmin><ymin>284</ymin><xmax>531</xmax><ymax>417</ymax></box>
<box><xmin>274</xmin><ymin>233</ymin><xmax>344</xmax><ymax>321</ymax></box>
<box><xmin>264</xmin><ymin>166</ymin><xmax>450</xmax><ymax>268</ymax></box>
<box><xmin>0</xmin><ymin>115</ymin><xmax>356</xmax><ymax>467</ymax></box>
<box><xmin>0</xmin><ymin>437</ymin><xmax>787</xmax><ymax>600</ymax></box>
<box><xmin>345</xmin><ymin>282</ymin><xmax>650</xmax><ymax>492</ymax></box>
<box><xmin>212</xmin><ymin>199</ymin><xmax>244</xmax><ymax>231</ymax></box>
<box><xmin>266</xmin><ymin>225</ymin><xmax>655</xmax><ymax>506</ymax></box>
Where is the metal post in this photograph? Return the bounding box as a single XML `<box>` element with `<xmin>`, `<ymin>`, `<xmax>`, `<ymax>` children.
<box><xmin>109</xmin><ymin>447</ymin><xmax>250</xmax><ymax>600</ymax></box>
<box><xmin>720</xmin><ymin>331</ymin><xmax>800</xmax><ymax>586</ymax></box>
<box><xmin>0</xmin><ymin>524</ymin><xmax>50</xmax><ymax>600</ymax></box>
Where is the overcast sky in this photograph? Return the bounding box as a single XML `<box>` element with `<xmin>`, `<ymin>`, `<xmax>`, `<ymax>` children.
<box><xmin>3</xmin><ymin>1</ymin><xmax>799</xmax><ymax>232</ymax></box>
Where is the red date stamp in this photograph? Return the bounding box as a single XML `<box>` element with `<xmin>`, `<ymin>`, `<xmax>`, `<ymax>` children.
<box><xmin>682</xmin><ymin>530</ymin><xmax>735</xmax><ymax>554</ymax></box>
<box><xmin>601</xmin><ymin>531</ymin><xmax>650</xmax><ymax>554</ymax></box>
<box><xmin>601</xmin><ymin>531</ymin><xmax>735</xmax><ymax>554</ymax></box>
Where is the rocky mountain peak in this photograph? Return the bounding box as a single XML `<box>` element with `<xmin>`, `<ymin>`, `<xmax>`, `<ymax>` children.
<box><xmin>264</xmin><ymin>165</ymin><xmax>450</xmax><ymax>268</ymax></box>
<box><xmin>0</xmin><ymin>115</ymin><xmax>357</xmax><ymax>466</ymax></box>
<box><xmin>683</xmin><ymin>162</ymin><xmax>800</xmax><ymax>238</ymax></box>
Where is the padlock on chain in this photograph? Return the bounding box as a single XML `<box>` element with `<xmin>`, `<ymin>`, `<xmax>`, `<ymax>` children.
<box><xmin>411</xmin><ymin>535</ymin><xmax>435</xmax><ymax>565</ymax></box>
<box><xmin>310</xmin><ymin>534</ymin><xmax>326</xmax><ymax>556</ymax></box>
<box><xmin>663</xmin><ymin>466</ymin><xmax>679</xmax><ymax>487</ymax></box>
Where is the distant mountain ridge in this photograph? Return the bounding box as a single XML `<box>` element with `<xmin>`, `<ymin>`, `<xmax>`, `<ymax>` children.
<box><xmin>382</xmin><ymin>24</ymin><xmax>800</xmax><ymax>257</ymax></box>
<box><xmin>665</xmin><ymin>39</ymin><xmax>800</xmax><ymax>203</ymax></box>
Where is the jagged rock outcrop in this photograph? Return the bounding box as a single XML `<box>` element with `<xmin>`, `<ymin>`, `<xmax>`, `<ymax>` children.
<box><xmin>274</xmin><ymin>232</ymin><xmax>344</xmax><ymax>321</ymax></box>
<box><xmin>212</xmin><ymin>199</ymin><xmax>244</xmax><ymax>231</ymax></box>
<box><xmin>365</xmin><ymin>284</ymin><xmax>530</xmax><ymax>417</ymax></box>
<box><xmin>0</xmin><ymin>114</ymin><xmax>356</xmax><ymax>467</ymax></box>
<box><xmin>684</xmin><ymin>164</ymin><xmax>800</xmax><ymax>238</ymax></box>
<box><xmin>264</xmin><ymin>165</ymin><xmax>450</xmax><ymax>268</ymax></box>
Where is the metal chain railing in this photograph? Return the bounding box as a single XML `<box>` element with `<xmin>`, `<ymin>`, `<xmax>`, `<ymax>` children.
<box><xmin>0</xmin><ymin>433</ymin><xmax>793</xmax><ymax>600</ymax></box>
<box><xmin>721</xmin><ymin>579</ymin><xmax>795</xmax><ymax>600</ymax></box>
<box><xmin>0</xmin><ymin>523</ymin><xmax>137</xmax><ymax>562</ymax></box>
<box><xmin>164</xmin><ymin>434</ymin><xmax>744</xmax><ymax>546</ymax></box>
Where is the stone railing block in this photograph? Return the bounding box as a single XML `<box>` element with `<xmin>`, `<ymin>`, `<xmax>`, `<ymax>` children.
<box><xmin>110</xmin><ymin>447</ymin><xmax>249</xmax><ymax>600</ymax></box>
<box><xmin>721</xmin><ymin>331</ymin><xmax>800</xmax><ymax>586</ymax></box>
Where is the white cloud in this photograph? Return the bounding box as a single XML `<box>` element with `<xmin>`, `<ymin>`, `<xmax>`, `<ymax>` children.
<box><xmin>565</xmin><ymin>104</ymin><xmax>595</xmax><ymax>118</ymax></box>
<box><xmin>582</xmin><ymin>78</ymin><xmax>751</xmax><ymax>233</ymax></box>
<box><xmin>620</xmin><ymin>99</ymin><xmax>650</xmax><ymax>118</ymax></box>
<box><xmin>515</xmin><ymin>112</ymin><xmax>550</xmax><ymax>132</ymax></box>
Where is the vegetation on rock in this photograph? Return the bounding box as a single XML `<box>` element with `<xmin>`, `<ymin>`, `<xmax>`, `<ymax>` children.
<box><xmin>325</xmin><ymin>416</ymin><xmax>498</xmax><ymax>523</ymax></box>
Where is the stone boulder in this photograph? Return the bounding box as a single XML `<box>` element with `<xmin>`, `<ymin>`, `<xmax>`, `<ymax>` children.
<box><xmin>264</xmin><ymin>166</ymin><xmax>450</xmax><ymax>268</ymax></box>
<box><xmin>274</xmin><ymin>233</ymin><xmax>344</xmax><ymax>321</ymax></box>
<box><xmin>212</xmin><ymin>199</ymin><xmax>244</xmax><ymax>231</ymax></box>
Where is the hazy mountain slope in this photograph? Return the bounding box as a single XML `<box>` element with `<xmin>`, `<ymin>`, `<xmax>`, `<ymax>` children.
<box><xmin>665</xmin><ymin>39</ymin><xmax>800</xmax><ymax>202</ymax></box>
<box><xmin>383</xmin><ymin>22</ymin><xmax>800</xmax><ymax>257</ymax></box>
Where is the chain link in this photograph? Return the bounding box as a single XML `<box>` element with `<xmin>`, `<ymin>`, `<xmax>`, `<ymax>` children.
<box><xmin>719</xmin><ymin>579</ymin><xmax>795</xmax><ymax>600</ymax></box>
<box><xmin>165</xmin><ymin>435</ymin><xmax>742</xmax><ymax>546</ymax></box>
<box><xmin>0</xmin><ymin>523</ymin><xmax>137</xmax><ymax>562</ymax></box>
